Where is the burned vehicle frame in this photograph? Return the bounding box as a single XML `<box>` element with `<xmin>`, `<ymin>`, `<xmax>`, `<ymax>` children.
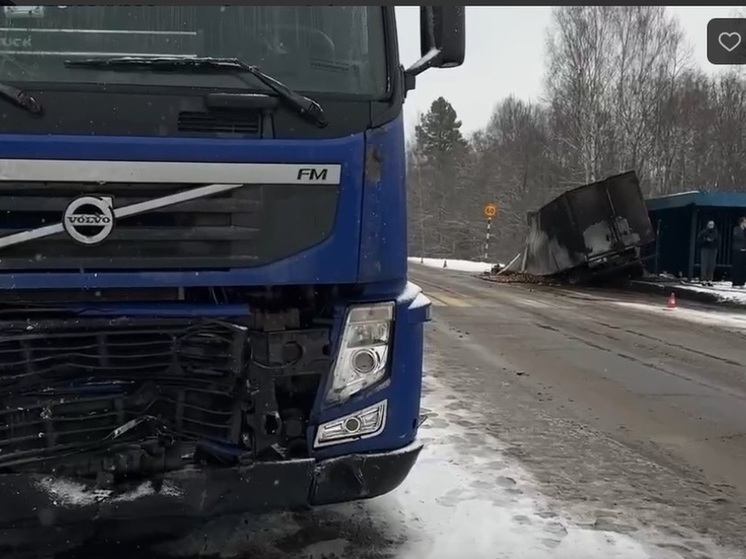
<box><xmin>520</xmin><ymin>171</ymin><xmax>656</xmax><ymax>283</ymax></box>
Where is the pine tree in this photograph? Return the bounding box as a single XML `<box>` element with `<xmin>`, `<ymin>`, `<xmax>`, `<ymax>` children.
<box><xmin>409</xmin><ymin>97</ymin><xmax>475</xmax><ymax>259</ymax></box>
<box><xmin>414</xmin><ymin>97</ymin><xmax>469</xmax><ymax>160</ymax></box>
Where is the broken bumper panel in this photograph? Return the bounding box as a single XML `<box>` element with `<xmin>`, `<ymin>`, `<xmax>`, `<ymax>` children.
<box><xmin>0</xmin><ymin>440</ymin><xmax>422</xmax><ymax>532</ymax></box>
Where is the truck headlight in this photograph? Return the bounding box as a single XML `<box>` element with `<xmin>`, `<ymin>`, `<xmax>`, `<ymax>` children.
<box><xmin>325</xmin><ymin>302</ymin><xmax>394</xmax><ymax>405</ymax></box>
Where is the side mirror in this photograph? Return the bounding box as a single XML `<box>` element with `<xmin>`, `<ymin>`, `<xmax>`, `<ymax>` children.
<box><xmin>404</xmin><ymin>6</ymin><xmax>465</xmax><ymax>92</ymax></box>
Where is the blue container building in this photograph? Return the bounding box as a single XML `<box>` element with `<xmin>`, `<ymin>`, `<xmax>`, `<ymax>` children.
<box><xmin>643</xmin><ymin>191</ymin><xmax>746</xmax><ymax>281</ymax></box>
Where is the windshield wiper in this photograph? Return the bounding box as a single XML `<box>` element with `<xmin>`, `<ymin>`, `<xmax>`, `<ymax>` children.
<box><xmin>0</xmin><ymin>82</ymin><xmax>43</xmax><ymax>115</ymax></box>
<box><xmin>64</xmin><ymin>56</ymin><xmax>328</xmax><ymax>128</ymax></box>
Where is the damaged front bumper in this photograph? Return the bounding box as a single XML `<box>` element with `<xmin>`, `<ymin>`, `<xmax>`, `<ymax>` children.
<box><xmin>0</xmin><ymin>440</ymin><xmax>422</xmax><ymax>536</ymax></box>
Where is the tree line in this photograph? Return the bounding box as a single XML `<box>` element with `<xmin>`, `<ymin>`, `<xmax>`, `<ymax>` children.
<box><xmin>407</xmin><ymin>6</ymin><xmax>746</xmax><ymax>262</ymax></box>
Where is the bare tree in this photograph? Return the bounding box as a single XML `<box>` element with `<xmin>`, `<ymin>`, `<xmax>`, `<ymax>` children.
<box><xmin>607</xmin><ymin>7</ymin><xmax>687</xmax><ymax>182</ymax></box>
<box><xmin>545</xmin><ymin>6</ymin><xmax>615</xmax><ymax>184</ymax></box>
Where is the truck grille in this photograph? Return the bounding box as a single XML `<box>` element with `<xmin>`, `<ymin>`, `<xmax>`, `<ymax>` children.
<box><xmin>177</xmin><ymin>111</ymin><xmax>261</xmax><ymax>135</ymax></box>
<box><xmin>0</xmin><ymin>182</ymin><xmax>259</xmax><ymax>270</ymax></box>
<box><xmin>0</xmin><ymin>316</ymin><xmax>248</xmax><ymax>472</ymax></box>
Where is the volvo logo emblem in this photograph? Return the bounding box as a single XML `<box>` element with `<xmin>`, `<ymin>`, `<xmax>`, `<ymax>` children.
<box><xmin>62</xmin><ymin>195</ymin><xmax>115</xmax><ymax>245</ymax></box>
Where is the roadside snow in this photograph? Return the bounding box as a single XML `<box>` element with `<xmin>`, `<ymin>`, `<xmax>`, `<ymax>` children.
<box><xmin>391</xmin><ymin>374</ymin><xmax>680</xmax><ymax>559</ymax></box>
<box><xmin>677</xmin><ymin>281</ymin><xmax>746</xmax><ymax>306</ymax></box>
<box><xmin>613</xmin><ymin>301</ymin><xmax>746</xmax><ymax>330</ymax></box>
<box><xmin>409</xmin><ymin>256</ymin><xmax>498</xmax><ymax>274</ymax></box>
<box><xmin>386</xmin><ymin>370</ymin><xmax>734</xmax><ymax>559</ymax></box>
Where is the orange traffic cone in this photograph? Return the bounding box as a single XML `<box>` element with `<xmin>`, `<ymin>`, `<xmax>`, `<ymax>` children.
<box><xmin>665</xmin><ymin>292</ymin><xmax>676</xmax><ymax>310</ymax></box>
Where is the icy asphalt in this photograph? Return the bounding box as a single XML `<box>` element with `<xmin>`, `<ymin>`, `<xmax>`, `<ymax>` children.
<box><xmin>60</xmin><ymin>263</ymin><xmax>746</xmax><ymax>559</ymax></box>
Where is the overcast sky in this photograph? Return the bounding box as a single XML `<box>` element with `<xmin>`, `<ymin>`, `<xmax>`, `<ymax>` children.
<box><xmin>395</xmin><ymin>6</ymin><xmax>743</xmax><ymax>139</ymax></box>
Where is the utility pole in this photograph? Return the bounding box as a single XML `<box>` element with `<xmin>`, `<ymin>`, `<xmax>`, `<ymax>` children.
<box><xmin>483</xmin><ymin>202</ymin><xmax>497</xmax><ymax>261</ymax></box>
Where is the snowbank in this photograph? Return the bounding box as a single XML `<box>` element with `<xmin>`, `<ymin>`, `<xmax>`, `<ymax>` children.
<box><xmin>632</xmin><ymin>278</ymin><xmax>746</xmax><ymax>309</ymax></box>
<box><xmin>677</xmin><ymin>281</ymin><xmax>746</xmax><ymax>306</ymax></box>
<box><xmin>408</xmin><ymin>256</ymin><xmax>499</xmax><ymax>274</ymax></box>
<box><xmin>614</xmin><ymin>301</ymin><xmax>746</xmax><ymax>330</ymax></box>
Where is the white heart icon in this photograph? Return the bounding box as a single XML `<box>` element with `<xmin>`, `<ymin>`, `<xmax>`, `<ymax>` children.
<box><xmin>718</xmin><ymin>31</ymin><xmax>742</xmax><ymax>53</ymax></box>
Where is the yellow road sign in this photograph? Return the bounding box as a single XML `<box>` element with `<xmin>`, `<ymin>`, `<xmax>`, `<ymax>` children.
<box><xmin>484</xmin><ymin>203</ymin><xmax>498</xmax><ymax>218</ymax></box>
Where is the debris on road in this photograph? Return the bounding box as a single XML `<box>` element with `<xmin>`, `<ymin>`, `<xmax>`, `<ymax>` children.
<box><xmin>481</xmin><ymin>271</ymin><xmax>562</xmax><ymax>286</ymax></box>
<box><xmin>491</xmin><ymin>252</ymin><xmax>520</xmax><ymax>275</ymax></box>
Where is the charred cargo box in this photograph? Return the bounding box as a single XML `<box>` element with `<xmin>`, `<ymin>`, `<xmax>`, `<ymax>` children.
<box><xmin>521</xmin><ymin>171</ymin><xmax>655</xmax><ymax>279</ymax></box>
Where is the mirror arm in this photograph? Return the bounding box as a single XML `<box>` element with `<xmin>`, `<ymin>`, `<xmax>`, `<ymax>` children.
<box><xmin>403</xmin><ymin>47</ymin><xmax>443</xmax><ymax>92</ymax></box>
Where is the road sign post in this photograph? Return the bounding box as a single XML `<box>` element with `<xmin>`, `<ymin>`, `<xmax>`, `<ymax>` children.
<box><xmin>483</xmin><ymin>203</ymin><xmax>497</xmax><ymax>261</ymax></box>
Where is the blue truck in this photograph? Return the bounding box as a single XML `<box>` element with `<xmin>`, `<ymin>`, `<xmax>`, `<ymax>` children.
<box><xmin>0</xmin><ymin>5</ymin><xmax>465</xmax><ymax>548</ymax></box>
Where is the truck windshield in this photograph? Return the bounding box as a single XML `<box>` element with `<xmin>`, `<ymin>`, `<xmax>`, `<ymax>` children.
<box><xmin>0</xmin><ymin>5</ymin><xmax>388</xmax><ymax>97</ymax></box>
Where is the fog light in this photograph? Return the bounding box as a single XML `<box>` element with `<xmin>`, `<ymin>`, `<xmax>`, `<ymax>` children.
<box><xmin>344</xmin><ymin>417</ymin><xmax>361</xmax><ymax>433</ymax></box>
<box><xmin>314</xmin><ymin>400</ymin><xmax>387</xmax><ymax>448</ymax></box>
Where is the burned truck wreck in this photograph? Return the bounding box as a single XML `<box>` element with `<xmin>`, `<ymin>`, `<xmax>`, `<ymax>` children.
<box><xmin>519</xmin><ymin>171</ymin><xmax>655</xmax><ymax>282</ymax></box>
